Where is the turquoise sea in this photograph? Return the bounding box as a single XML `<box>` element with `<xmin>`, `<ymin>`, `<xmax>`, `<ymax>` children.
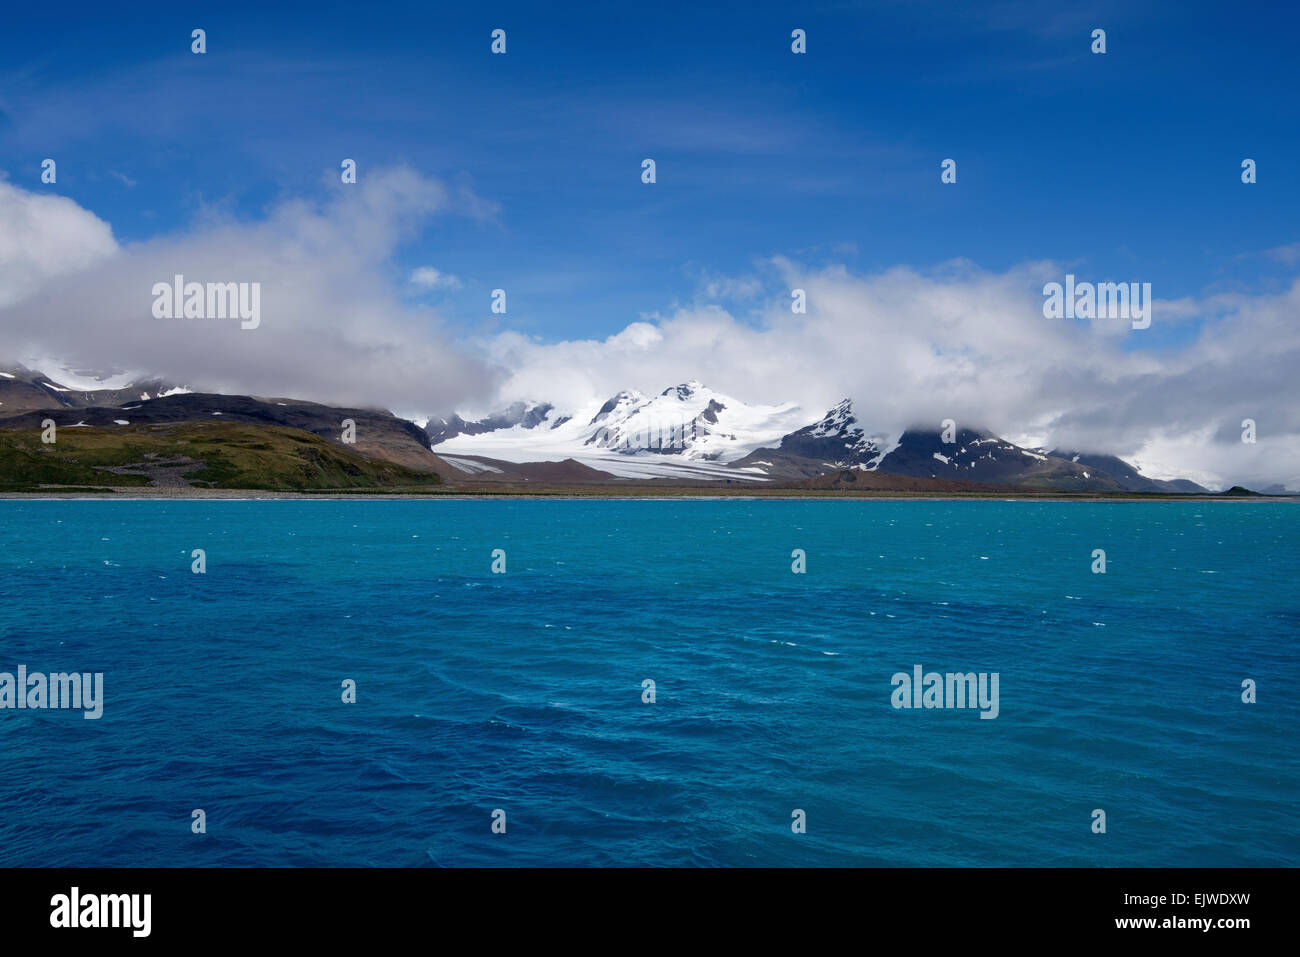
<box><xmin>0</xmin><ymin>500</ymin><xmax>1295</xmax><ymax>866</ymax></box>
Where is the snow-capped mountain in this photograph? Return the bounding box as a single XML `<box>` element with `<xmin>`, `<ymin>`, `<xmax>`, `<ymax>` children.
<box><xmin>427</xmin><ymin>401</ymin><xmax>557</xmax><ymax>445</ymax></box>
<box><xmin>430</xmin><ymin>389</ymin><xmax>1211</xmax><ymax>489</ymax></box>
<box><xmin>732</xmin><ymin>400</ymin><xmax>1084</xmax><ymax>484</ymax></box>
<box><xmin>430</xmin><ymin>380</ymin><xmax>807</xmax><ymax>480</ymax></box>
<box><xmin>734</xmin><ymin>398</ymin><xmax>1208</xmax><ymax>492</ymax></box>
<box><xmin>729</xmin><ymin>398</ymin><xmax>900</xmax><ymax>477</ymax></box>
<box><xmin>0</xmin><ymin>363</ymin><xmax>191</xmax><ymax>413</ymax></box>
<box><xmin>872</xmin><ymin>427</ymin><xmax>1121</xmax><ymax>489</ymax></box>
<box><xmin>0</xmin><ymin>361</ymin><xmax>1221</xmax><ymax>491</ymax></box>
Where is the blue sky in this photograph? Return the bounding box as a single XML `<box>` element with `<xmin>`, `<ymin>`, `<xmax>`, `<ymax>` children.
<box><xmin>3</xmin><ymin>0</ymin><xmax>1297</xmax><ymax>344</ymax></box>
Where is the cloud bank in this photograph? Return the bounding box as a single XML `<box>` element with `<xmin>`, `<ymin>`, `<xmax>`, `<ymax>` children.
<box><xmin>0</xmin><ymin>169</ymin><xmax>498</xmax><ymax>413</ymax></box>
<box><xmin>1</xmin><ymin>173</ymin><xmax>1296</xmax><ymax>490</ymax></box>
<box><xmin>485</xmin><ymin>259</ymin><xmax>1300</xmax><ymax>490</ymax></box>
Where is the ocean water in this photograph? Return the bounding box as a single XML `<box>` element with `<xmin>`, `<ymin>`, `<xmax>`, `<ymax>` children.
<box><xmin>0</xmin><ymin>499</ymin><xmax>1295</xmax><ymax>867</ymax></box>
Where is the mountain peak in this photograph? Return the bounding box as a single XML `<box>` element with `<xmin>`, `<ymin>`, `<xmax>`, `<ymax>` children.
<box><xmin>662</xmin><ymin>379</ymin><xmax>707</xmax><ymax>400</ymax></box>
<box><xmin>589</xmin><ymin>389</ymin><xmax>646</xmax><ymax>424</ymax></box>
<box><xmin>432</xmin><ymin>381</ymin><xmax>804</xmax><ymax>476</ymax></box>
<box><xmin>810</xmin><ymin>398</ymin><xmax>857</xmax><ymax>437</ymax></box>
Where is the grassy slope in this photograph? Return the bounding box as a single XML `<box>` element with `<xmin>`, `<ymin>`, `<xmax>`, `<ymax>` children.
<box><xmin>0</xmin><ymin>422</ymin><xmax>442</xmax><ymax>491</ymax></box>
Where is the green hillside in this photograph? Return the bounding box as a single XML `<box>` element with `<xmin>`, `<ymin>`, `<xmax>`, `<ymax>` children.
<box><xmin>0</xmin><ymin>421</ymin><xmax>443</xmax><ymax>491</ymax></box>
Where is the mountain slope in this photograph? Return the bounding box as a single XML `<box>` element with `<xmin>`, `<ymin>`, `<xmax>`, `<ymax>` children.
<box><xmin>433</xmin><ymin>391</ymin><xmax>1211</xmax><ymax>491</ymax></box>
<box><xmin>1048</xmin><ymin>449</ymin><xmax>1207</xmax><ymax>493</ymax></box>
<box><xmin>0</xmin><ymin>384</ymin><xmax>453</xmax><ymax>475</ymax></box>
<box><xmin>0</xmin><ymin>365</ymin><xmax>187</xmax><ymax>412</ymax></box>
<box><xmin>728</xmin><ymin>398</ymin><xmax>900</xmax><ymax>477</ymax></box>
<box><xmin>2</xmin><ymin>366</ymin><xmax>1214</xmax><ymax>493</ymax></box>
<box><xmin>431</xmin><ymin>380</ymin><xmax>805</xmax><ymax>480</ymax></box>
<box><xmin>0</xmin><ymin>422</ymin><xmax>443</xmax><ymax>492</ymax></box>
<box><xmin>427</xmin><ymin>401</ymin><xmax>557</xmax><ymax>445</ymax></box>
<box><xmin>0</xmin><ymin>366</ymin><xmax>458</xmax><ymax>488</ymax></box>
<box><xmin>732</xmin><ymin>399</ymin><xmax>1169</xmax><ymax>491</ymax></box>
<box><xmin>874</xmin><ymin>428</ymin><xmax>1122</xmax><ymax>490</ymax></box>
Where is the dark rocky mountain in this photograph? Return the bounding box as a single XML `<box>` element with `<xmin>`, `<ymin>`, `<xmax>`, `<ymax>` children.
<box><xmin>0</xmin><ymin>365</ymin><xmax>184</xmax><ymax>412</ymax></box>
<box><xmin>875</xmin><ymin>428</ymin><xmax>1121</xmax><ymax>490</ymax></box>
<box><xmin>732</xmin><ymin>399</ymin><xmax>1203</xmax><ymax>492</ymax></box>
<box><xmin>731</xmin><ymin>399</ymin><xmax>1115</xmax><ymax>489</ymax></box>
<box><xmin>426</xmin><ymin>402</ymin><xmax>556</xmax><ymax>445</ymax></box>
<box><xmin>763</xmin><ymin>398</ymin><xmax>889</xmax><ymax>464</ymax></box>
<box><xmin>0</xmin><ymin>370</ymin><xmax>452</xmax><ymax>475</ymax></box>
<box><xmin>728</xmin><ymin>398</ymin><xmax>892</xmax><ymax>478</ymax></box>
<box><xmin>1</xmin><ymin>370</ymin><xmax>1222</xmax><ymax>493</ymax></box>
<box><xmin>1047</xmin><ymin>450</ymin><xmax>1207</xmax><ymax>494</ymax></box>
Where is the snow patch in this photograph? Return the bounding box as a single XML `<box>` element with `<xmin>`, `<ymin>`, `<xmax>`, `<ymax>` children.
<box><xmin>440</xmin><ymin>456</ymin><xmax>504</xmax><ymax>475</ymax></box>
<box><xmin>434</xmin><ymin>381</ymin><xmax>797</xmax><ymax>482</ymax></box>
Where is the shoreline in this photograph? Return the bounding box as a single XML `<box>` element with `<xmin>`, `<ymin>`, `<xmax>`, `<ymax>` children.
<box><xmin>0</xmin><ymin>488</ymin><xmax>1293</xmax><ymax>503</ymax></box>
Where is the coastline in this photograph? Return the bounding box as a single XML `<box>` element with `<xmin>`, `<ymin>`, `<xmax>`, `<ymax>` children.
<box><xmin>0</xmin><ymin>487</ymin><xmax>1293</xmax><ymax>502</ymax></box>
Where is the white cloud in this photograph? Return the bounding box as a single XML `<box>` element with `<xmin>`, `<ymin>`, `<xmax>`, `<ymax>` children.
<box><xmin>0</xmin><ymin>168</ymin><xmax>499</xmax><ymax>414</ymax></box>
<box><xmin>3</xmin><ymin>172</ymin><xmax>1297</xmax><ymax>490</ymax></box>
<box><xmin>481</xmin><ymin>260</ymin><xmax>1300</xmax><ymax>490</ymax></box>
<box><xmin>0</xmin><ymin>178</ymin><xmax>119</xmax><ymax>308</ymax></box>
<box><xmin>698</xmin><ymin>272</ymin><xmax>762</xmax><ymax>301</ymax></box>
<box><xmin>1263</xmin><ymin>242</ymin><xmax>1300</xmax><ymax>266</ymax></box>
<box><xmin>409</xmin><ymin>266</ymin><xmax>462</xmax><ymax>289</ymax></box>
